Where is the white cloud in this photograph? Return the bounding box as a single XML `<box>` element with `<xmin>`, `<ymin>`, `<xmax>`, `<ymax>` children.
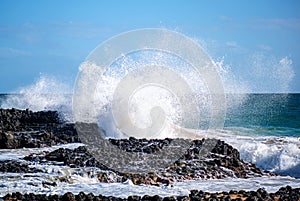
<box><xmin>226</xmin><ymin>41</ymin><xmax>239</xmax><ymax>48</ymax></box>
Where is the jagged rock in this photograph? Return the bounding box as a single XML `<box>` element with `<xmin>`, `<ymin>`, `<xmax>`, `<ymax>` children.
<box><xmin>23</xmin><ymin>137</ymin><xmax>269</xmax><ymax>186</ymax></box>
<box><xmin>0</xmin><ymin>108</ymin><xmax>79</xmax><ymax>149</ymax></box>
<box><xmin>0</xmin><ymin>160</ymin><xmax>42</xmax><ymax>173</ymax></box>
<box><xmin>0</xmin><ymin>108</ymin><xmax>60</xmax><ymax>132</ymax></box>
<box><xmin>109</xmin><ymin>137</ymin><xmax>172</xmax><ymax>154</ymax></box>
<box><xmin>61</xmin><ymin>192</ymin><xmax>76</xmax><ymax>201</ymax></box>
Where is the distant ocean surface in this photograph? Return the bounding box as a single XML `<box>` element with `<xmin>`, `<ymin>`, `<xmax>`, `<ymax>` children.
<box><xmin>0</xmin><ymin>93</ymin><xmax>300</xmax><ymax>196</ymax></box>
<box><xmin>225</xmin><ymin>93</ymin><xmax>300</xmax><ymax>136</ymax></box>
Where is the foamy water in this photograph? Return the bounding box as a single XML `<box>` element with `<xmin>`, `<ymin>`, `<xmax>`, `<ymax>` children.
<box><xmin>0</xmin><ymin>127</ymin><xmax>299</xmax><ymax>197</ymax></box>
<box><xmin>196</xmin><ymin>128</ymin><xmax>300</xmax><ymax>178</ymax></box>
<box><xmin>0</xmin><ymin>143</ymin><xmax>300</xmax><ymax>198</ymax></box>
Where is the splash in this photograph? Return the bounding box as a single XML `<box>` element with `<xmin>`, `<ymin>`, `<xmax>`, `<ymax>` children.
<box><xmin>213</xmin><ymin>57</ymin><xmax>250</xmax><ymax>112</ymax></box>
<box><xmin>73</xmin><ymin>29</ymin><xmax>226</xmax><ymax>173</ymax></box>
<box><xmin>73</xmin><ymin>29</ymin><xmax>226</xmax><ymax>139</ymax></box>
<box><xmin>214</xmin><ymin>57</ymin><xmax>250</xmax><ymax>94</ymax></box>
<box><xmin>207</xmin><ymin>127</ymin><xmax>300</xmax><ymax>178</ymax></box>
<box><xmin>91</xmin><ymin>50</ymin><xmax>215</xmax><ymax>139</ymax></box>
<box><xmin>1</xmin><ymin>75</ymin><xmax>73</xmax><ymax>121</ymax></box>
<box><xmin>248</xmin><ymin>53</ymin><xmax>294</xmax><ymax>93</ymax></box>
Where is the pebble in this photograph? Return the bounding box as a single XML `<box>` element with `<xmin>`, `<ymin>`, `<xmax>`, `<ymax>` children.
<box><xmin>2</xmin><ymin>187</ymin><xmax>300</xmax><ymax>201</ymax></box>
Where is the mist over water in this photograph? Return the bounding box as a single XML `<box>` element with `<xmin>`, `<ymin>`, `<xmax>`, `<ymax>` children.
<box><xmin>248</xmin><ymin>54</ymin><xmax>294</xmax><ymax>93</ymax></box>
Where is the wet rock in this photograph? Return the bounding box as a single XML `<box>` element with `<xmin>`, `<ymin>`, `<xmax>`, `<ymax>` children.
<box><xmin>62</xmin><ymin>192</ymin><xmax>76</xmax><ymax>201</ymax></box>
<box><xmin>23</xmin><ymin>137</ymin><xmax>268</xmax><ymax>186</ymax></box>
<box><xmin>98</xmin><ymin>172</ymin><xmax>120</xmax><ymax>183</ymax></box>
<box><xmin>25</xmin><ymin>145</ymin><xmax>110</xmax><ymax>171</ymax></box>
<box><xmin>128</xmin><ymin>195</ymin><xmax>141</xmax><ymax>201</ymax></box>
<box><xmin>162</xmin><ymin>196</ymin><xmax>176</xmax><ymax>201</ymax></box>
<box><xmin>176</xmin><ymin>196</ymin><xmax>189</xmax><ymax>201</ymax></box>
<box><xmin>2</xmin><ymin>186</ymin><xmax>300</xmax><ymax>201</ymax></box>
<box><xmin>0</xmin><ymin>108</ymin><xmax>79</xmax><ymax>149</ymax></box>
<box><xmin>0</xmin><ymin>160</ymin><xmax>42</xmax><ymax>173</ymax></box>
<box><xmin>109</xmin><ymin>137</ymin><xmax>172</xmax><ymax>154</ymax></box>
<box><xmin>85</xmin><ymin>193</ymin><xmax>95</xmax><ymax>201</ymax></box>
<box><xmin>44</xmin><ymin>146</ymin><xmax>109</xmax><ymax>170</ymax></box>
<box><xmin>0</xmin><ymin>131</ymin><xmax>19</xmax><ymax>148</ymax></box>
<box><xmin>0</xmin><ymin>108</ymin><xmax>60</xmax><ymax>131</ymax></box>
<box><xmin>142</xmin><ymin>195</ymin><xmax>162</xmax><ymax>201</ymax></box>
<box><xmin>0</xmin><ymin>108</ymin><xmax>269</xmax><ymax>185</ymax></box>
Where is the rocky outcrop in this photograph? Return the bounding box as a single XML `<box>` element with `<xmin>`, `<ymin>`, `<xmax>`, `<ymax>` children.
<box><xmin>109</xmin><ymin>137</ymin><xmax>172</xmax><ymax>154</ymax></box>
<box><xmin>0</xmin><ymin>108</ymin><xmax>270</xmax><ymax>185</ymax></box>
<box><xmin>23</xmin><ymin>137</ymin><xmax>269</xmax><ymax>185</ymax></box>
<box><xmin>0</xmin><ymin>108</ymin><xmax>79</xmax><ymax>148</ymax></box>
<box><xmin>0</xmin><ymin>160</ymin><xmax>42</xmax><ymax>173</ymax></box>
<box><xmin>0</xmin><ymin>108</ymin><xmax>60</xmax><ymax>132</ymax></box>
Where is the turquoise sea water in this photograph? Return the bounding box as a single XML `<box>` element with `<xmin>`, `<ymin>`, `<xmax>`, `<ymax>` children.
<box><xmin>225</xmin><ymin>94</ymin><xmax>300</xmax><ymax>137</ymax></box>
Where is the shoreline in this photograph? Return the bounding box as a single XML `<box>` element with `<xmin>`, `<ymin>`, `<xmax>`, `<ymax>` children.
<box><xmin>1</xmin><ymin>186</ymin><xmax>300</xmax><ymax>201</ymax></box>
<box><xmin>0</xmin><ymin>108</ymin><xmax>299</xmax><ymax>200</ymax></box>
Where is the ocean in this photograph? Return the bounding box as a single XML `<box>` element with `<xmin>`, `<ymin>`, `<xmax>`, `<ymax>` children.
<box><xmin>0</xmin><ymin>93</ymin><xmax>299</xmax><ymax>197</ymax></box>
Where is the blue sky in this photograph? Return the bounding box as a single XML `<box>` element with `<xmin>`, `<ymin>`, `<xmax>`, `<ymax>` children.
<box><xmin>0</xmin><ymin>0</ymin><xmax>300</xmax><ymax>93</ymax></box>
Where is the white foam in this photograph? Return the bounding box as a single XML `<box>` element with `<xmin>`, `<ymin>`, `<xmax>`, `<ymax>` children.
<box><xmin>1</xmin><ymin>75</ymin><xmax>73</xmax><ymax>122</ymax></box>
<box><xmin>0</xmin><ymin>143</ymin><xmax>83</xmax><ymax>161</ymax></box>
<box><xmin>200</xmin><ymin>128</ymin><xmax>300</xmax><ymax>178</ymax></box>
<box><xmin>0</xmin><ymin>172</ymin><xmax>299</xmax><ymax>198</ymax></box>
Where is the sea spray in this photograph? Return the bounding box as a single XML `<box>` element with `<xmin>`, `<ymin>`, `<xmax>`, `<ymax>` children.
<box><xmin>73</xmin><ymin>29</ymin><xmax>226</xmax><ymax>141</ymax></box>
<box><xmin>248</xmin><ymin>53</ymin><xmax>294</xmax><ymax>93</ymax></box>
<box><xmin>0</xmin><ymin>75</ymin><xmax>73</xmax><ymax>122</ymax></box>
<box><xmin>91</xmin><ymin>50</ymin><xmax>214</xmax><ymax>139</ymax></box>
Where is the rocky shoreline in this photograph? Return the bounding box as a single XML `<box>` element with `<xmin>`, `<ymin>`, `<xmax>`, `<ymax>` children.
<box><xmin>2</xmin><ymin>186</ymin><xmax>300</xmax><ymax>201</ymax></box>
<box><xmin>22</xmin><ymin>138</ymin><xmax>268</xmax><ymax>186</ymax></box>
<box><xmin>0</xmin><ymin>108</ymin><xmax>299</xmax><ymax>200</ymax></box>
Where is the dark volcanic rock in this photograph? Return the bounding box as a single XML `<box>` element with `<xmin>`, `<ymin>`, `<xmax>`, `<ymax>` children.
<box><xmin>0</xmin><ymin>108</ymin><xmax>79</xmax><ymax>148</ymax></box>
<box><xmin>0</xmin><ymin>108</ymin><xmax>60</xmax><ymax>132</ymax></box>
<box><xmin>24</xmin><ymin>137</ymin><xmax>268</xmax><ymax>185</ymax></box>
<box><xmin>0</xmin><ymin>160</ymin><xmax>42</xmax><ymax>173</ymax></box>
<box><xmin>163</xmin><ymin>138</ymin><xmax>266</xmax><ymax>181</ymax></box>
<box><xmin>109</xmin><ymin>137</ymin><xmax>172</xmax><ymax>154</ymax></box>
<box><xmin>44</xmin><ymin>146</ymin><xmax>109</xmax><ymax>170</ymax></box>
<box><xmin>0</xmin><ymin>108</ymin><xmax>269</xmax><ymax>185</ymax></box>
<box><xmin>2</xmin><ymin>186</ymin><xmax>300</xmax><ymax>201</ymax></box>
<box><xmin>25</xmin><ymin>146</ymin><xmax>109</xmax><ymax>170</ymax></box>
<box><xmin>62</xmin><ymin>192</ymin><xmax>76</xmax><ymax>201</ymax></box>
